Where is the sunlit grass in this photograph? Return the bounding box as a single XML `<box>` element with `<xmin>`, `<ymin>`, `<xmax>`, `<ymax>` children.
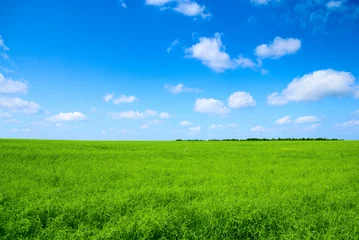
<box><xmin>0</xmin><ymin>139</ymin><xmax>358</xmax><ymax>239</ymax></box>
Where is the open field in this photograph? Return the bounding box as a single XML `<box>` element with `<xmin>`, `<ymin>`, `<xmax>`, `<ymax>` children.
<box><xmin>1</xmin><ymin>139</ymin><xmax>359</xmax><ymax>239</ymax></box>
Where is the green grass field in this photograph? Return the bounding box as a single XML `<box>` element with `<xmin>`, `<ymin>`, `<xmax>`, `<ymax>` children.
<box><xmin>1</xmin><ymin>139</ymin><xmax>359</xmax><ymax>239</ymax></box>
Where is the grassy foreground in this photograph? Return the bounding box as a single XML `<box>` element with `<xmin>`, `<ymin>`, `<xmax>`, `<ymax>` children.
<box><xmin>0</xmin><ymin>139</ymin><xmax>359</xmax><ymax>239</ymax></box>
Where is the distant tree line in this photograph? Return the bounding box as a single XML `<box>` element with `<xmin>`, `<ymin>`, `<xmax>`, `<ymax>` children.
<box><xmin>175</xmin><ymin>138</ymin><xmax>344</xmax><ymax>141</ymax></box>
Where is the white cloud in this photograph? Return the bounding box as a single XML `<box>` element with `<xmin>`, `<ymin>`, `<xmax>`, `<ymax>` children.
<box><xmin>113</xmin><ymin>95</ymin><xmax>138</xmax><ymax>104</ymax></box>
<box><xmin>0</xmin><ymin>97</ymin><xmax>41</xmax><ymax>114</ymax></box>
<box><xmin>0</xmin><ymin>73</ymin><xmax>28</xmax><ymax>94</ymax></box>
<box><xmin>164</xmin><ymin>83</ymin><xmax>202</xmax><ymax>94</ymax></box>
<box><xmin>103</xmin><ymin>93</ymin><xmax>114</xmax><ymax>102</ymax></box>
<box><xmin>353</xmin><ymin>110</ymin><xmax>359</xmax><ymax>116</ymax></box>
<box><xmin>251</xmin><ymin>0</ymin><xmax>270</xmax><ymax>5</ymax></box>
<box><xmin>4</xmin><ymin>119</ymin><xmax>21</xmax><ymax>124</ymax></box>
<box><xmin>295</xmin><ymin>116</ymin><xmax>320</xmax><ymax>124</ymax></box>
<box><xmin>46</xmin><ymin>112</ymin><xmax>88</xmax><ymax>122</ymax></box>
<box><xmin>0</xmin><ymin>36</ymin><xmax>9</xmax><ymax>51</ymax></box>
<box><xmin>251</xmin><ymin>126</ymin><xmax>266</xmax><ymax>132</ymax></box>
<box><xmin>146</xmin><ymin>0</ymin><xmax>173</xmax><ymax>6</ymax></box>
<box><xmin>0</xmin><ymin>111</ymin><xmax>11</xmax><ymax>119</ymax></box>
<box><xmin>194</xmin><ymin>98</ymin><xmax>230</xmax><ymax>115</ymax></box>
<box><xmin>307</xmin><ymin>123</ymin><xmax>320</xmax><ymax>130</ymax></box>
<box><xmin>180</xmin><ymin>120</ymin><xmax>193</xmax><ymax>126</ymax></box>
<box><xmin>255</xmin><ymin>37</ymin><xmax>301</xmax><ymax>59</ymax></box>
<box><xmin>338</xmin><ymin>120</ymin><xmax>359</xmax><ymax>127</ymax></box>
<box><xmin>327</xmin><ymin>0</ymin><xmax>342</xmax><ymax>9</ymax></box>
<box><xmin>173</xmin><ymin>1</ymin><xmax>210</xmax><ymax>18</ymax></box>
<box><xmin>186</xmin><ymin>33</ymin><xmax>233</xmax><ymax>72</ymax></box>
<box><xmin>276</xmin><ymin>116</ymin><xmax>291</xmax><ymax>125</ymax></box>
<box><xmin>10</xmin><ymin>128</ymin><xmax>31</xmax><ymax>133</ymax></box>
<box><xmin>167</xmin><ymin>39</ymin><xmax>180</xmax><ymax>53</ymax></box>
<box><xmin>208</xmin><ymin>124</ymin><xmax>225</xmax><ymax>130</ymax></box>
<box><xmin>186</xmin><ymin>33</ymin><xmax>258</xmax><ymax>72</ymax></box>
<box><xmin>228</xmin><ymin>91</ymin><xmax>256</xmax><ymax>109</ymax></box>
<box><xmin>149</xmin><ymin>119</ymin><xmax>162</xmax><ymax>125</ymax></box>
<box><xmin>159</xmin><ymin>112</ymin><xmax>171</xmax><ymax>118</ymax></box>
<box><xmin>189</xmin><ymin>126</ymin><xmax>201</xmax><ymax>132</ymax></box>
<box><xmin>107</xmin><ymin>109</ymin><xmax>159</xmax><ymax>119</ymax></box>
<box><xmin>268</xmin><ymin>69</ymin><xmax>358</xmax><ymax>105</ymax></box>
<box><xmin>228</xmin><ymin>123</ymin><xmax>239</xmax><ymax>128</ymax></box>
<box><xmin>119</xmin><ymin>0</ymin><xmax>127</xmax><ymax>8</ymax></box>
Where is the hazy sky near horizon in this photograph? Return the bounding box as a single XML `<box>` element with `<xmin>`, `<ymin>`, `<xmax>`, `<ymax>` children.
<box><xmin>0</xmin><ymin>0</ymin><xmax>359</xmax><ymax>140</ymax></box>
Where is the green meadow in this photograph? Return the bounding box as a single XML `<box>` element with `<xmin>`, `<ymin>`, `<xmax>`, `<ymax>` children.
<box><xmin>1</xmin><ymin>139</ymin><xmax>359</xmax><ymax>239</ymax></box>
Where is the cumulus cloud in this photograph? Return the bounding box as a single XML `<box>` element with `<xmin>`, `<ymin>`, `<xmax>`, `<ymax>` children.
<box><xmin>267</xmin><ymin>69</ymin><xmax>358</xmax><ymax>105</ymax></box>
<box><xmin>194</xmin><ymin>98</ymin><xmax>230</xmax><ymax>115</ymax></box>
<box><xmin>103</xmin><ymin>93</ymin><xmax>114</xmax><ymax>102</ymax></box>
<box><xmin>228</xmin><ymin>91</ymin><xmax>256</xmax><ymax>109</ymax></box>
<box><xmin>185</xmin><ymin>33</ymin><xmax>257</xmax><ymax>72</ymax></box>
<box><xmin>0</xmin><ymin>111</ymin><xmax>11</xmax><ymax>119</ymax></box>
<box><xmin>0</xmin><ymin>73</ymin><xmax>28</xmax><ymax>94</ymax></box>
<box><xmin>173</xmin><ymin>1</ymin><xmax>211</xmax><ymax>18</ymax></box>
<box><xmin>0</xmin><ymin>36</ymin><xmax>9</xmax><ymax>51</ymax></box>
<box><xmin>46</xmin><ymin>112</ymin><xmax>88</xmax><ymax>122</ymax></box>
<box><xmin>255</xmin><ymin>37</ymin><xmax>301</xmax><ymax>59</ymax></box>
<box><xmin>295</xmin><ymin>116</ymin><xmax>320</xmax><ymax>124</ymax></box>
<box><xmin>0</xmin><ymin>97</ymin><xmax>41</xmax><ymax>114</ymax></box>
<box><xmin>113</xmin><ymin>95</ymin><xmax>138</xmax><ymax>104</ymax></box>
<box><xmin>251</xmin><ymin>126</ymin><xmax>266</xmax><ymax>132</ymax></box>
<box><xmin>164</xmin><ymin>83</ymin><xmax>202</xmax><ymax>94</ymax></box>
<box><xmin>189</xmin><ymin>126</ymin><xmax>201</xmax><ymax>132</ymax></box>
<box><xmin>276</xmin><ymin>116</ymin><xmax>291</xmax><ymax>124</ymax></box>
<box><xmin>307</xmin><ymin>123</ymin><xmax>320</xmax><ymax>130</ymax></box>
<box><xmin>146</xmin><ymin>0</ymin><xmax>210</xmax><ymax>18</ymax></box>
<box><xmin>180</xmin><ymin>120</ymin><xmax>193</xmax><ymax>126</ymax></box>
<box><xmin>159</xmin><ymin>112</ymin><xmax>171</xmax><ymax>118</ymax></box>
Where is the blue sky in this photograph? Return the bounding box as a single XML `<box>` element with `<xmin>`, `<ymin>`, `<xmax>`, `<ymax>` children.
<box><xmin>0</xmin><ymin>0</ymin><xmax>359</xmax><ymax>140</ymax></box>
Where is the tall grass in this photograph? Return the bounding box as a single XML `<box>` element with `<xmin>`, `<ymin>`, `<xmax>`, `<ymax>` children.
<box><xmin>0</xmin><ymin>140</ymin><xmax>358</xmax><ymax>239</ymax></box>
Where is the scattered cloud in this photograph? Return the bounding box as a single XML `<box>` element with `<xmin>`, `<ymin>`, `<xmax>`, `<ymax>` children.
<box><xmin>0</xmin><ymin>36</ymin><xmax>9</xmax><ymax>51</ymax></box>
<box><xmin>250</xmin><ymin>0</ymin><xmax>270</xmax><ymax>6</ymax></box>
<box><xmin>10</xmin><ymin>128</ymin><xmax>31</xmax><ymax>133</ymax></box>
<box><xmin>189</xmin><ymin>126</ymin><xmax>201</xmax><ymax>132</ymax></box>
<box><xmin>251</xmin><ymin>126</ymin><xmax>266</xmax><ymax>132</ymax></box>
<box><xmin>185</xmin><ymin>33</ymin><xmax>257</xmax><ymax>72</ymax></box>
<box><xmin>306</xmin><ymin>123</ymin><xmax>320</xmax><ymax>130</ymax></box>
<box><xmin>0</xmin><ymin>67</ymin><xmax>15</xmax><ymax>73</ymax></box>
<box><xmin>146</xmin><ymin>0</ymin><xmax>210</xmax><ymax>18</ymax></box>
<box><xmin>46</xmin><ymin>112</ymin><xmax>88</xmax><ymax>122</ymax></box>
<box><xmin>337</xmin><ymin>120</ymin><xmax>359</xmax><ymax>127</ymax></box>
<box><xmin>0</xmin><ymin>73</ymin><xmax>28</xmax><ymax>94</ymax></box>
<box><xmin>276</xmin><ymin>116</ymin><xmax>291</xmax><ymax>125</ymax></box>
<box><xmin>353</xmin><ymin>110</ymin><xmax>359</xmax><ymax>116</ymax></box>
<box><xmin>149</xmin><ymin>119</ymin><xmax>162</xmax><ymax>125</ymax></box>
<box><xmin>167</xmin><ymin>39</ymin><xmax>180</xmax><ymax>53</ymax></box>
<box><xmin>113</xmin><ymin>95</ymin><xmax>138</xmax><ymax>104</ymax></box>
<box><xmin>159</xmin><ymin>112</ymin><xmax>171</xmax><ymax>118</ymax></box>
<box><xmin>0</xmin><ymin>97</ymin><xmax>41</xmax><ymax>114</ymax></box>
<box><xmin>119</xmin><ymin>0</ymin><xmax>127</xmax><ymax>8</ymax></box>
<box><xmin>141</xmin><ymin>124</ymin><xmax>149</xmax><ymax>129</ymax></box>
<box><xmin>0</xmin><ymin>111</ymin><xmax>11</xmax><ymax>119</ymax></box>
<box><xmin>208</xmin><ymin>124</ymin><xmax>225</xmax><ymax>130</ymax></box>
<box><xmin>255</xmin><ymin>37</ymin><xmax>301</xmax><ymax>59</ymax></box>
<box><xmin>145</xmin><ymin>0</ymin><xmax>173</xmax><ymax>6</ymax></box>
<box><xmin>267</xmin><ymin>69</ymin><xmax>358</xmax><ymax>105</ymax></box>
<box><xmin>180</xmin><ymin>120</ymin><xmax>192</xmax><ymax>126</ymax></box>
<box><xmin>295</xmin><ymin>116</ymin><xmax>320</xmax><ymax>124</ymax></box>
<box><xmin>107</xmin><ymin>109</ymin><xmax>160</xmax><ymax>119</ymax></box>
<box><xmin>103</xmin><ymin>93</ymin><xmax>114</xmax><ymax>102</ymax></box>
<box><xmin>228</xmin><ymin>91</ymin><xmax>256</xmax><ymax>109</ymax></box>
<box><xmin>228</xmin><ymin>123</ymin><xmax>239</xmax><ymax>128</ymax></box>
<box><xmin>173</xmin><ymin>1</ymin><xmax>211</xmax><ymax>18</ymax></box>
<box><xmin>164</xmin><ymin>83</ymin><xmax>202</xmax><ymax>94</ymax></box>
<box><xmin>4</xmin><ymin>119</ymin><xmax>21</xmax><ymax>123</ymax></box>
<box><xmin>194</xmin><ymin>98</ymin><xmax>230</xmax><ymax>115</ymax></box>
<box><xmin>326</xmin><ymin>0</ymin><xmax>342</xmax><ymax>9</ymax></box>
